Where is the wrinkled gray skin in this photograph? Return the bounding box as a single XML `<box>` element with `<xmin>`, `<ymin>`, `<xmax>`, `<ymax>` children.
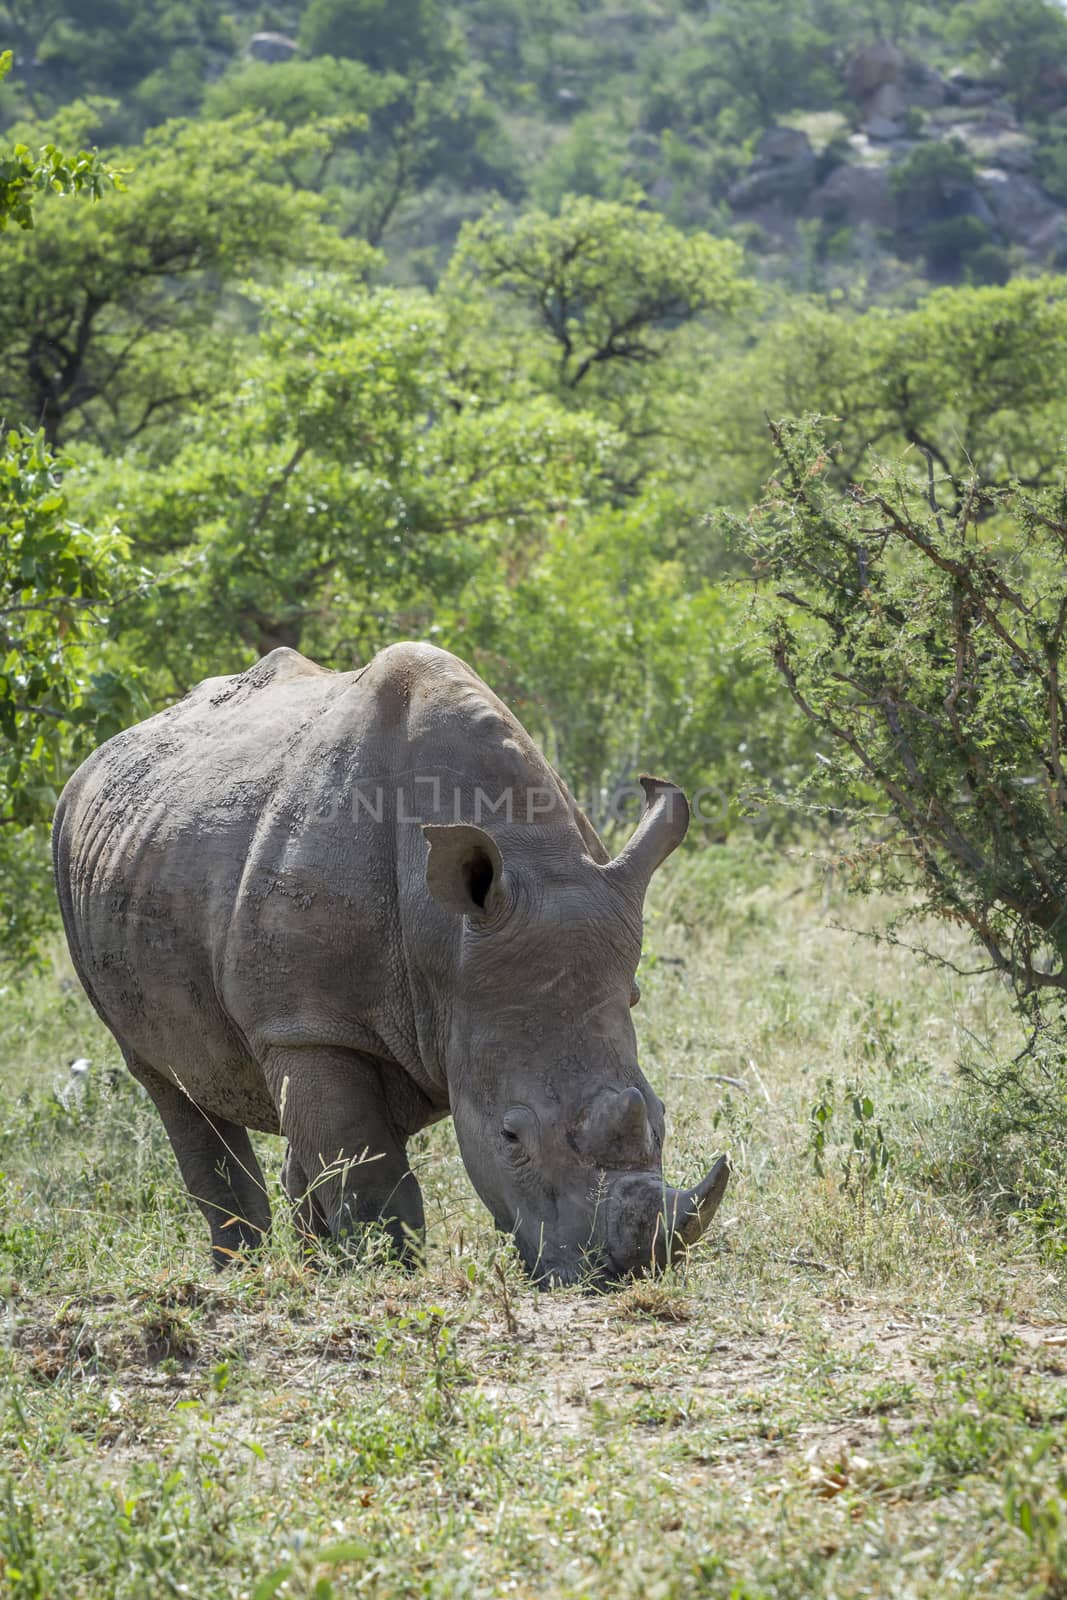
<box><xmin>53</xmin><ymin>643</ymin><xmax>727</xmax><ymax>1286</ymax></box>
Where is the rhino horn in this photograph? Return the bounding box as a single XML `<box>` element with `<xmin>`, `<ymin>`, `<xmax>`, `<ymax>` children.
<box><xmin>667</xmin><ymin>1154</ymin><xmax>730</xmax><ymax>1254</ymax></box>
<box><xmin>604</xmin><ymin>776</ymin><xmax>689</xmax><ymax>900</ymax></box>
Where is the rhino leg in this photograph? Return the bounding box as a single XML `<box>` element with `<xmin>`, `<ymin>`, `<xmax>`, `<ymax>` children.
<box><xmin>281</xmin><ymin>1145</ymin><xmax>331</xmax><ymax>1244</ymax></box>
<box><xmin>266</xmin><ymin>1047</ymin><xmax>425</xmax><ymax>1262</ymax></box>
<box><xmin>128</xmin><ymin>1055</ymin><xmax>272</xmax><ymax>1269</ymax></box>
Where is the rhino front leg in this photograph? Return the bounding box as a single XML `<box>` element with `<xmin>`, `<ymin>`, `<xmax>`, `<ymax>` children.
<box><xmin>281</xmin><ymin>1144</ymin><xmax>330</xmax><ymax>1244</ymax></box>
<box><xmin>266</xmin><ymin>1047</ymin><xmax>425</xmax><ymax>1262</ymax></box>
<box><xmin>127</xmin><ymin>1055</ymin><xmax>272</xmax><ymax>1268</ymax></box>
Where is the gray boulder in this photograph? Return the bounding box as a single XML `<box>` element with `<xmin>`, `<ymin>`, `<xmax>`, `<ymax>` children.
<box><xmin>809</xmin><ymin>164</ymin><xmax>902</xmax><ymax>233</ymax></box>
<box><xmin>977</xmin><ymin>168</ymin><xmax>1064</xmax><ymax>246</ymax></box>
<box><xmin>848</xmin><ymin>44</ymin><xmax>948</xmax><ymax>137</ymax></box>
<box><xmin>845</xmin><ymin>41</ymin><xmax>902</xmax><ymax>101</ymax></box>
<box><xmin>862</xmin><ymin>82</ymin><xmax>907</xmax><ymax>140</ymax></box>
<box><xmin>755</xmin><ymin>126</ymin><xmax>814</xmax><ymax>163</ymax></box>
<box><xmin>727</xmin><ymin>127</ymin><xmax>816</xmax><ymax>209</ymax></box>
<box><xmin>247</xmin><ymin>32</ymin><xmax>299</xmax><ymax>63</ymax></box>
<box><xmin>901</xmin><ymin>59</ymin><xmax>949</xmax><ymax>111</ymax></box>
<box><xmin>946</xmin><ymin>68</ymin><xmax>1002</xmax><ymax>108</ymax></box>
<box><xmin>812</xmin><ymin>162</ymin><xmax>899</xmax><ymax>231</ymax></box>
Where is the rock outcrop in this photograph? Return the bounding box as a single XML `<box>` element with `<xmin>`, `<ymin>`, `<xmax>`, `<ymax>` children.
<box><xmin>725</xmin><ymin>40</ymin><xmax>1067</xmax><ymax>274</ymax></box>
<box><xmin>977</xmin><ymin>169</ymin><xmax>1064</xmax><ymax>249</ymax></box>
<box><xmin>845</xmin><ymin>42</ymin><xmax>949</xmax><ymax>140</ymax></box>
<box><xmin>812</xmin><ymin>162</ymin><xmax>898</xmax><ymax>231</ymax></box>
<box><xmin>247</xmin><ymin>32</ymin><xmax>299</xmax><ymax>63</ymax></box>
<box><xmin>727</xmin><ymin>127</ymin><xmax>816</xmax><ymax>210</ymax></box>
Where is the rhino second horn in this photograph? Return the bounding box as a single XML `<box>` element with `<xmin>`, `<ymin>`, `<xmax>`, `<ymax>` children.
<box><xmin>670</xmin><ymin>1155</ymin><xmax>730</xmax><ymax>1253</ymax></box>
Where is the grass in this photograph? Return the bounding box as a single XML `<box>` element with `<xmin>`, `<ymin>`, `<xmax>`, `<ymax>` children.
<box><xmin>1</xmin><ymin>840</ymin><xmax>1066</xmax><ymax>1598</ymax></box>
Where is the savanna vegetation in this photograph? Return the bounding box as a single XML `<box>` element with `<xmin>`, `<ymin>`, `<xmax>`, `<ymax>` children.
<box><xmin>2</xmin><ymin>2</ymin><xmax>1067</xmax><ymax>1595</ymax></box>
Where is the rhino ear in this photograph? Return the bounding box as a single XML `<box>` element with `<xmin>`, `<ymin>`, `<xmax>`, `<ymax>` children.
<box><xmin>423</xmin><ymin>823</ymin><xmax>506</xmax><ymax>919</ymax></box>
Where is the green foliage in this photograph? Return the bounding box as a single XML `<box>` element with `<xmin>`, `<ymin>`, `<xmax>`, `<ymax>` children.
<box><xmin>1034</xmin><ymin>121</ymin><xmax>1067</xmax><ymax>204</ymax></box>
<box><xmin>527</xmin><ymin>109</ymin><xmax>633</xmax><ymax>213</ymax></box>
<box><xmin>698</xmin><ymin>0</ymin><xmax>843</xmax><ymax>130</ymax></box>
<box><xmin>948</xmin><ymin>0</ymin><xmax>1067</xmax><ymax>120</ymax></box>
<box><xmin>888</xmin><ymin>138</ymin><xmax>976</xmax><ymax>208</ymax></box>
<box><xmin>888</xmin><ymin>140</ymin><xmax>988</xmax><ymax>281</ymax></box>
<box><xmin>638</xmin><ymin>0</ymin><xmax>843</xmax><ymax>145</ymax></box>
<box><xmin>438</xmin><ymin>488</ymin><xmax>774</xmax><ymax>807</ymax></box>
<box><xmin>737</xmin><ymin>414</ymin><xmax>1067</xmax><ymax>1009</ymax></box>
<box><xmin>1004</xmin><ymin>1435</ymin><xmax>1067</xmax><ymax>1577</ymax></box>
<box><xmin>72</xmin><ymin>278</ymin><xmax>621</xmax><ymax>690</ymax></box>
<box><xmin>51</xmin><ymin>245</ymin><xmax>778</xmax><ymax>815</ymax></box>
<box><xmin>808</xmin><ymin>1078</ymin><xmax>892</xmax><ymax>1208</ymax></box>
<box><xmin>1</xmin><ymin>0</ymin><xmax>235</xmax><ymax>135</ymax></box>
<box><xmin>451</xmin><ymin>197</ymin><xmax>751</xmax><ymax>394</ymax></box>
<box><xmin>0</xmin><ymin>52</ymin><xmax>118</xmax><ymax>230</ymax></box>
<box><xmin>0</xmin><ymin>135</ymin><xmax>116</xmax><ymax>231</ymax></box>
<box><xmin>922</xmin><ymin>213</ymin><xmax>997</xmax><ymax>280</ymax></box>
<box><xmin>0</xmin><ymin>113</ymin><xmax>374</xmax><ymax>445</ymax></box>
<box><xmin>201</xmin><ymin>54</ymin><xmax>390</xmax><ymax>129</ymax></box>
<box><xmin>712</xmin><ymin>278</ymin><xmax>1067</xmax><ymax>506</ymax></box>
<box><xmin>0</xmin><ymin>429</ymin><xmax>141</xmax><ymax>963</ymax></box>
<box><xmin>298</xmin><ymin>0</ymin><xmax>451</xmax><ymax>77</ymax></box>
<box><xmin>201</xmin><ymin>56</ymin><xmax>518</xmax><ymax>248</ymax></box>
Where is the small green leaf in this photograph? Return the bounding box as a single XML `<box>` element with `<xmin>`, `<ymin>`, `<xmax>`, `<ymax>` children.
<box><xmin>251</xmin><ymin>1565</ymin><xmax>292</xmax><ymax>1600</ymax></box>
<box><xmin>315</xmin><ymin>1539</ymin><xmax>371</xmax><ymax>1564</ymax></box>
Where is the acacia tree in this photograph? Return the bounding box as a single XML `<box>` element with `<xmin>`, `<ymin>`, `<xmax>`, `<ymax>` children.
<box><xmin>71</xmin><ymin>278</ymin><xmax>622</xmax><ymax>693</ymax></box>
<box><xmin>200</xmin><ymin>55</ymin><xmax>509</xmax><ymax>251</ymax></box>
<box><xmin>737</xmin><ymin>416</ymin><xmax>1067</xmax><ymax>1008</ymax></box>
<box><xmin>447</xmin><ymin>197</ymin><xmax>752</xmax><ymax>493</ymax></box>
<box><xmin>0</xmin><ymin>112</ymin><xmax>372</xmax><ymax>446</ymax></box>
<box><xmin>451</xmin><ymin>197</ymin><xmax>750</xmax><ymax>393</ymax></box>
<box><xmin>698</xmin><ymin>0</ymin><xmax>840</xmax><ymax>129</ymax></box>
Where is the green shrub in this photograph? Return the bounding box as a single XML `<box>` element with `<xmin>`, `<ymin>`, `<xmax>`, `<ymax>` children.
<box><xmin>732</xmin><ymin>415</ymin><xmax>1067</xmax><ymax>1192</ymax></box>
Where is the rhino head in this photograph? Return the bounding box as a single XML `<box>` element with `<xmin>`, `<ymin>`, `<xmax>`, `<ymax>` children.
<box><xmin>423</xmin><ymin>777</ymin><xmax>729</xmax><ymax>1288</ymax></box>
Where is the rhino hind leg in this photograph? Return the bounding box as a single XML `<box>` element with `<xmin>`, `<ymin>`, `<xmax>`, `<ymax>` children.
<box><xmin>266</xmin><ymin>1047</ymin><xmax>425</xmax><ymax>1264</ymax></box>
<box><xmin>128</xmin><ymin>1054</ymin><xmax>272</xmax><ymax>1269</ymax></box>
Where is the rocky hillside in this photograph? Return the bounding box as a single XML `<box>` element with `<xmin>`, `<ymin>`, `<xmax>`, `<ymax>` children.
<box><xmin>728</xmin><ymin>40</ymin><xmax>1066</xmax><ymax>287</ymax></box>
<box><xmin>5</xmin><ymin>0</ymin><xmax>1067</xmax><ymax>295</ymax></box>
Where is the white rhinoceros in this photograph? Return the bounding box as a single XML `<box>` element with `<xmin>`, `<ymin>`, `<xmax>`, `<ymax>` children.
<box><xmin>53</xmin><ymin>642</ymin><xmax>727</xmax><ymax>1284</ymax></box>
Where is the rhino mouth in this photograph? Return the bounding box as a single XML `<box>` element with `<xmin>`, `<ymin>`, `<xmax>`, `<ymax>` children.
<box><xmin>517</xmin><ymin>1155</ymin><xmax>731</xmax><ymax>1291</ymax></box>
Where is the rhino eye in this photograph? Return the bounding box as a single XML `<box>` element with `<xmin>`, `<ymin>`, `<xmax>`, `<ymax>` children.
<box><xmin>502</xmin><ymin>1108</ymin><xmax>535</xmax><ymax>1151</ymax></box>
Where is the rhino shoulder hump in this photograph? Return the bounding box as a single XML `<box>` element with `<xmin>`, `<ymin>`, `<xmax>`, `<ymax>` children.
<box><xmin>369</xmin><ymin>640</ymin><xmax>464</xmax><ymax>681</ymax></box>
